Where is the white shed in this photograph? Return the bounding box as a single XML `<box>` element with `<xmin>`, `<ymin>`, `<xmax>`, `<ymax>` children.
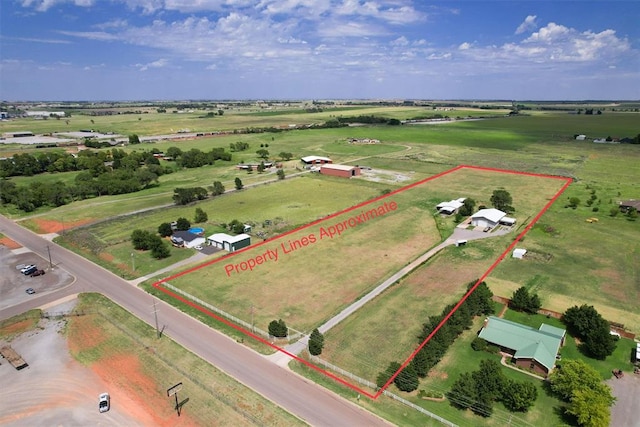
<box><xmin>513</xmin><ymin>248</ymin><xmax>527</xmax><ymax>259</ymax></box>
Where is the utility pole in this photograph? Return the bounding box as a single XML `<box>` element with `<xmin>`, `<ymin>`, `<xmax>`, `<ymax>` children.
<box><xmin>46</xmin><ymin>245</ymin><xmax>53</xmax><ymax>270</ymax></box>
<box><xmin>152</xmin><ymin>299</ymin><xmax>160</xmax><ymax>338</ymax></box>
<box><xmin>131</xmin><ymin>252</ymin><xmax>135</xmax><ymax>271</ymax></box>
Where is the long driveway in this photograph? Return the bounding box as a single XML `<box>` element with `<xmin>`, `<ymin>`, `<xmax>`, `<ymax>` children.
<box><xmin>0</xmin><ymin>215</ymin><xmax>390</xmax><ymax>427</ymax></box>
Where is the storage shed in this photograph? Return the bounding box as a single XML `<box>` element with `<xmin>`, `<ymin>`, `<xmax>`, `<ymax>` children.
<box><xmin>207</xmin><ymin>233</ymin><xmax>251</xmax><ymax>252</ymax></box>
<box><xmin>512</xmin><ymin>248</ymin><xmax>527</xmax><ymax>259</ymax></box>
<box><xmin>320</xmin><ymin>164</ymin><xmax>361</xmax><ymax>178</ymax></box>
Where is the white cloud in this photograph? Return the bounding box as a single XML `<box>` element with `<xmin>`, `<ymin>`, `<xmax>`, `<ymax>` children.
<box><xmin>137</xmin><ymin>58</ymin><xmax>169</xmax><ymax>71</ymax></box>
<box><xmin>458</xmin><ymin>42</ymin><xmax>471</xmax><ymax>50</ymax></box>
<box><xmin>20</xmin><ymin>0</ymin><xmax>94</xmax><ymax>12</ymax></box>
<box><xmin>515</xmin><ymin>15</ymin><xmax>537</xmax><ymax>35</ymax></box>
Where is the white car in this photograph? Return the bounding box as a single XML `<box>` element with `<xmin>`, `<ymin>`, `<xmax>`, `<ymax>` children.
<box><xmin>98</xmin><ymin>392</ymin><xmax>110</xmax><ymax>413</ymax></box>
<box><xmin>195</xmin><ymin>245</ymin><xmax>203</xmax><ymax>250</ymax></box>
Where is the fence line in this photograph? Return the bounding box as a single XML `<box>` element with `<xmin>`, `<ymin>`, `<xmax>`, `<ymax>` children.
<box><xmin>310</xmin><ymin>356</ymin><xmax>457</xmax><ymax>427</ymax></box>
<box><xmin>163</xmin><ymin>282</ymin><xmax>272</xmax><ymax>339</ymax></box>
<box><xmin>492</xmin><ymin>296</ymin><xmax>635</xmax><ymax>339</ymax></box>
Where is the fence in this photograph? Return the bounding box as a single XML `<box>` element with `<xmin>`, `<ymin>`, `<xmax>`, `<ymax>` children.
<box><xmin>310</xmin><ymin>356</ymin><xmax>457</xmax><ymax>427</ymax></box>
<box><xmin>492</xmin><ymin>296</ymin><xmax>635</xmax><ymax>339</ymax></box>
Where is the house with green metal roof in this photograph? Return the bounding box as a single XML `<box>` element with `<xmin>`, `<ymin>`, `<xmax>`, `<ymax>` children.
<box><xmin>478</xmin><ymin>316</ymin><xmax>566</xmax><ymax>377</ymax></box>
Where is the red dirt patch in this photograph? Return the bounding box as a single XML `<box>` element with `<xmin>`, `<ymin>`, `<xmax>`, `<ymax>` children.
<box><xmin>99</xmin><ymin>252</ymin><xmax>115</xmax><ymax>262</ymax></box>
<box><xmin>31</xmin><ymin>218</ymin><xmax>94</xmax><ymax>234</ymax></box>
<box><xmin>68</xmin><ymin>315</ymin><xmax>198</xmax><ymax>426</ymax></box>
<box><xmin>0</xmin><ymin>236</ymin><xmax>21</xmax><ymax>249</ymax></box>
<box><xmin>0</xmin><ymin>319</ymin><xmax>35</xmax><ymax>337</ymax></box>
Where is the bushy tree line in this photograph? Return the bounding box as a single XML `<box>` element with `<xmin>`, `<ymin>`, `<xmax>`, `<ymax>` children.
<box><xmin>376</xmin><ymin>281</ymin><xmax>494</xmax><ymax>392</ymax></box>
<box><xmin>549</xmin><ymin>359</ymin><xmax>615</xmax><ymax>427</ymax></box>
<box><xmin>167</xmin><ymin>147</ymin><xmax>231</xmax><ymax>168</ymax></box>
<box><xmin>562</xmin><ymin>305</ymin><xmax>617</xmax><ymax>359</ymax></box>
<box><xmin>448</xmin><ymin>360</ymin><xmax>538</xmax><ymax>417</ymax></box>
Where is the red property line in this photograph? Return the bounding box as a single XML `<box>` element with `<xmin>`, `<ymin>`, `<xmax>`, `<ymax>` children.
<box><xmin>152</xmin><ymin>165</ymin><xmax>572</xmax><ymax>400</ymax></box>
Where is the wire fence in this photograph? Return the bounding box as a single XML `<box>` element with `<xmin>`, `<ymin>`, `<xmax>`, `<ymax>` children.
<box><xmin>309</xmin><ymin>355</ymin><xmax>457</xmax><ymax>427</ymax></box>
<box><xmin>163</xmin><ymin>282</ymin><xmax>306</xmax><ymax>342</ymax></box>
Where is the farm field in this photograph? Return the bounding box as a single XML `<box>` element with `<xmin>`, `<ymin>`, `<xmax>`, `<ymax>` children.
<box><xmin>2</xmin><ymin>107</ymin><xmax>640</xmax><ymax>425</ymax></box>
<box><xmin>159</xmin><ymin>166</ymin><xmax>568</xmax><ymax>381</ymax></box>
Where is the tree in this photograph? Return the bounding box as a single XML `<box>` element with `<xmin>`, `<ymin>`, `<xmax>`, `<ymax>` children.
<box><xmin>256</xmin><ymin>149</ymin><xmax>269</xmax><ymax>160</ymax></box>
<box><xmin>276</xmin><ymin>169</ymin><xmax>285</xmax><ymax>180</ymax></box>
<box><xmin>128</xmin><ymin>134</ymin><xmax>140</xmax><ymax>144</ymax></box>
<box><xmin>194</xmin><ymin>207</ymin><xmax>208</xmax><ymax>223</ymax></box>
<box><xmin>490</xmin><ymin>189</ymin><xmax>513</xmax><ymax>212</ymax></box>
<box><xmin>210</xmin><ymin>180</ymin><xmax>225</xmax><ymax>196</ymax></box>
<box><xmin>566</xmin><ymin>387</ymin><xmax>613</xmax><ymax>427</ymax></box>
<box><xmin>448</xmin><ymin>372</ymin><xmax>478</xmax><ymax>410</ymax></box>
<box><xmin>549</xmin><ymin>360</ymin><xmax>615</xmax><ymax>426</ymax></box>
<box><xmin>563</xmin><ymin>305</ymin><xmax>616</xmax><ymax>359</ymax></box>
<box><xmin>234</xmin><ymin>177</ymin><xmax>243</xmax><ymax>190</ymax></box>
<box><xmin>510</xmin><ymin>286</ymin><xmax>541</xmax><ymax>314</ymax></box>
<box><xmin>501</xmin><ymin>380</ymin><xmax>537</xmax><ymax>412</ymax></box>
<box><xmin>459</xmin><ymin>198</ymin><xmax>476</xmax><ymax>216</ymax></box>
<box><xmin>549</xmin><ymin>360</ymin><xmax>609</xmax><ymax>401</ymax></box>
<box><xmin>257</xmin><ymin>162</ymin><xmax>265</xmax><ymax>173</ymax></box>
<box><xmin>158</xmin><ymin>222</ymin><xmax>173</xmax><ymax>237</ymax></box>
<box><xmin>308</xmin><ymin>328</ymin><xmax>325</xmax><ymax>356</ymax></box>
<box><xmin>569</xmin><ymin>197</ymin><xmax>581</xmax><ymax>208</ymax></box>
<box><xmin>150</xmin><ymin>238</ymin><xmax>171</xmax><ymax>259</ymax></box>
<box><xmin>394</xmin><ymin>363</ymin><xmax>419</xmax><ymax>392</ymax></box>
<box><xmin>131</xmin><ymin>229</ymin><xmax>155</xmax><ymax>250</ymax></box>
<box><xmin>279</xmin><ymin>152</ymin><xmax>293</xmax><ymax>161</ymax></box>
<box><xmin>175</xmin><ymin>217</ymin><xmax>191</xmax><ymax>231</ymax></box>
<box><xmin>218</xmin><ymin>109</ymin><xmax>224</xmax><ymax>116</ymax></box>
<box><xmin>268</xmin><ymin>319</ymin><xmax>288</xmax><ymax>338</ymax></box>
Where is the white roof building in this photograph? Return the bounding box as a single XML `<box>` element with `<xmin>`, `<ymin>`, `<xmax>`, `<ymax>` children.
<box><xmin>513</xmin><ymin>248</ymin><xmax>527</xmax><ymax>259</ymax></box>
<box><xmin>301</xmin><ymin>155</ymin><xmax>332</xmax><ymax>164</ymax></box>
<box><xmin>436</xmin><ymin>198</ymin><xmax>466</xmax><ymax>215</ymax></box>
<box><xmin>471</xmin><ymin>208</ymin><xmax>506</xmax><ymax>228</ymax></box>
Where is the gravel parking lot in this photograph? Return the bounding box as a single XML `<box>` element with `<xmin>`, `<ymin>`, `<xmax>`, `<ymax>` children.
<box><xmin>0</xmin><ymin>245</ymin><xmax>74</xmax><ymax>311</ymax></box>
<box><xmin>608</xmin><ymin>372</ymin><xmax>640</xmax><ymax>427</ymax></box>
<box><xmin>0</xmin><ymin>300</ymin><xmax>142</xmax><ymax>426</ymax></box>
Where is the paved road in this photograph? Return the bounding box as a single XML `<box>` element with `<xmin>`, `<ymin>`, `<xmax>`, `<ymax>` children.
<box><xmin>0</xmin><ymin>215</ymin><xmax>390</xmax><ymax>427</ymax></box>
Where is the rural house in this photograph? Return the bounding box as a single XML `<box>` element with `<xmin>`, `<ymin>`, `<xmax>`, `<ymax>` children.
<box><xmin>478</xmin><ymin>316</ymin><xmax>565</xmax><ymax>377</ymax></box>
<box><xmin>171</xmin><ymin>230</ymin><xmax>206</xmax><ymax>249</ymax></box>
<box><xmin>471</xmin><ymin>208</ymin><xmax>515</xmax><ymax>229</ymax></box>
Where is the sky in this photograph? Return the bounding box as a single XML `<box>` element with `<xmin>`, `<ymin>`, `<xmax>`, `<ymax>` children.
<box><xmin>1</xmin><ymin>0</ymin><xmax>639</xmax><ymax>101</ymax></box>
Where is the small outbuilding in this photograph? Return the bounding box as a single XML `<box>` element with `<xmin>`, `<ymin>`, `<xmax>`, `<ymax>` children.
<box><xmin>320</xmin><ymin>164</ymin><xmax>361</xmax><ymax>178</ymax></box>
<box><xmin>619</xmin><ymin>199</ymin><xmax>640</xmax><ymax>213</ymax></box>
<box><xmin>436</xmin><ymin>198</ymin><xmax>466</xmax><ymax>215</ymax></box>
<box><xmin>512</xmin><ymin>248</ymin><xmax>527</xmax><ymax>259</ymax></box>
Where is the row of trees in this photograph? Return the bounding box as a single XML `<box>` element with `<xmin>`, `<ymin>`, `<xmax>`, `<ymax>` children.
<box><xmin>376</xmin><ymin>281</ymin><xmax>494</xmax><ymax>392</ymax></box>
<box><xmin>448</xmin><ymin>359</ymin><xmax>538</xmax><ymax>416</ymax></box>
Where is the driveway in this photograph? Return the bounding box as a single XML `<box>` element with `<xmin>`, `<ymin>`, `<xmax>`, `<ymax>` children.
<box><xmin>608</xmin><ymin>373</ymin><xmax>640</xmax><ymax>427</ymax></box>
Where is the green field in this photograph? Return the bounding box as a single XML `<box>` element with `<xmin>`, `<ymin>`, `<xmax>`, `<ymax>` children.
<box><xmin>2</xmin><ymin>104</ymin><xmax>639</xmax><ymax>426</ymax></box>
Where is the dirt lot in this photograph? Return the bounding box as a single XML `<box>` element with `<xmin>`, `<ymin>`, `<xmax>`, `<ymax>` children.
<box><xmin>608</xmin><ymin>371</ymin><xmax>640</xmax><ymax>427</ymax></box>
<box><xmin>0</xmin><ymin>300</ymin><xmax>144</xmax><ymax>426</ymax></box>
<box><xmin>0</xmin><ymin>245</ymin><xmax>74</xmax><ymax>311</ymax></box>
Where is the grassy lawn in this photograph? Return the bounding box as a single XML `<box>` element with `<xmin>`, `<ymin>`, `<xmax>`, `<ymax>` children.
<box><xmin>67</xmin><ymin>293</ymin><xmax>302</xmax><ymax>426</ymax></box>
<box><xmin>502</xmin><ymin>307</ymin><xmax>637</xmax><ymax>378</ymax></box>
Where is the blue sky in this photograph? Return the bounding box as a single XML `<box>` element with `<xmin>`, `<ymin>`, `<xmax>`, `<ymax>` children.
<box><xmin>1</xmin><ymin>0</ymin><xmax>638</xmax><ymax>101</ymax></box>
